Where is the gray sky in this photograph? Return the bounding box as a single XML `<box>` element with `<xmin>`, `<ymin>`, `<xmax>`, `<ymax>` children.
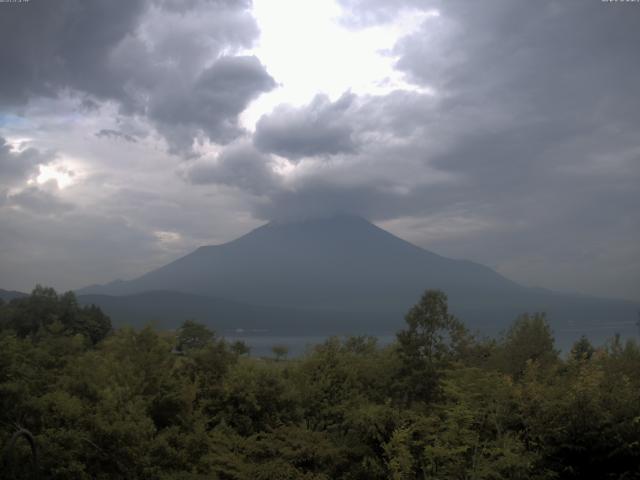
<box><xmin>0</xmin><ymin>0</ymin><xmax>638</xmax><ymax>301</ymax></box>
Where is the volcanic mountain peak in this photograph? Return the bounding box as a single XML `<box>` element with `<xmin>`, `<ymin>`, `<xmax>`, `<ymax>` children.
<box><xmin>73</xmin><ymin>214</ymin><xmax>639</xmax><ymax>346</ymax></box>
<box><xmin>78</xmin><ymin>214</ymin><xmax>518</xmax><ymax>305</ymax></box>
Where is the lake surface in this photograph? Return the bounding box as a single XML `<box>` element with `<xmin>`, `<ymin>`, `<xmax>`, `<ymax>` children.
<box><xmin>222</xmin><ymin>323</ymin><xmax>639</xmax><ymax>357</ymax></box>
<box><xmin>223</xmin><ymin>332</ymin><xmax>397</xmax><ymax>357</ymax></box>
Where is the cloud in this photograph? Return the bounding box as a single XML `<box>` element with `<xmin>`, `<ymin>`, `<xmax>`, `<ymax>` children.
<box><xmin>337</xmin><ymin>0</ymin><xmax>427</xmax><ymax>27</ymax></box>
<box><xmin>245</xmin><ymin>0</ymin><xmax>640</xmax><ymax>298</ymax></box>
<box><xmin>0</xmin><ymin>138</ymin><xmax>76</xmax><ymax>216</ymax></box>
<box><xmin>245</xmin><ymin>89</ymin><xmax>454</xmax><ymax>220</ymax></box>
<box><xmin>0</xmin><ymin>134</ymin><xmax>265</xmax><ymax>291</ymax></box>
<box><xmin>254</xmin><ymin>93</ymin><xmax>357</xmax><ymax>161</ymax></box>
<box><xmin>0</xmin><ymin>0</ymin><xmax>148</xmax><ymax>108</ymax></box>
<box><xmin>184</xmin><ymin>140</ymin><xmax>279</xmax><ymax>195</ymax></box>
<box><xmin>7</xmin><ymin>183</ymin><xmax>74</xmax><ymax>216</ymax></box>
<box><xmin>96</xmin><ymin>129</ymin><xmax>138</xmax><ymax>143</ymax></box>
<box><xmin>0</xmin><ymin>0</ymin><xmax>269</xmax><ymax>156</ymax></box>
<box><xmin>0</xmin><ymin>208</ymin><xmax>170</xmax><ymax>292</ymax></box>
<box><xmin>154</xmin><ymin>0</ymin><xmax>252</xmax><ymax>14</ymax></box>
<box><xmin>149</xmin><ymin>56</ymin><xmax>276</xmax><ymax>155</ymax></box>
<box><xmin>253</xmin><ymin>181</ymin><xmax>408</xmax><ymax>222</ymax></box>
<box><xmin>0</xmin><ymin>137</ymin><xmax>46</xmax><ymax>187</ymax></box>
<box><xmin>0</xmin><ymin>0</ymin><xmax>638</xmax><ymax>301</ymax></box>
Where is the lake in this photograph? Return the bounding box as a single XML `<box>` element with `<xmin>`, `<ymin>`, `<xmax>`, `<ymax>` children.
<box><xmin>223</xmin><ymin>332</ymin><xmax>398</xmax><ymax>357</ymax></box>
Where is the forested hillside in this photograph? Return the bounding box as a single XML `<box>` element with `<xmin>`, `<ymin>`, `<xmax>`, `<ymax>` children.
<box><xmin>1</xmin><ymin>287</ymin><xmax>639</xmax><ymax>479</ymax></box>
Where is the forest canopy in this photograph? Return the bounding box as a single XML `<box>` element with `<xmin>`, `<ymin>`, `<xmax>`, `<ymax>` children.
<box><xmin>1</xmin><ymin>287</ymin><xmax>639</xmax><ymax>479</ymax></box>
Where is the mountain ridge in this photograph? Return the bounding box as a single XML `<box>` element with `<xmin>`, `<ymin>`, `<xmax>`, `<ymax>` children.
<box><xmin>0</xmin><ymin>288</ymin><xmax>29</xmax><ymax>302</ymax></box>
<box><xmin>76</xmin><ymin>290</ymin><xmax>382</xmax><ymax>334</ymax></box>
<box><xmin>77</xmin><ymin>215</ymin><xmax>526</xmax><ymax>312</ymax></box>
<box><xmin>74</xmin><ymin>215</ymin><xmax>639</xmax><ymax>348</ymax></box>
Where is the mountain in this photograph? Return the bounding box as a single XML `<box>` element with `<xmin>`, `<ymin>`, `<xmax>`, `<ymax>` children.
<box><xmin>78</xmin><ymin>215</ymin><xmax>522</xmax><ymax>306</ymax></box>
<box><xmin>76</xmin><ymin>290</ymin><xmax>377</xmax><ymax>335</ymax></box>
<box><xmin>0</xmin><ymin>289</ymin><xmax>28</xmax><ymax>302</ymax></box>
<box><xmin>78</xmin><ymin>215</ymin><xmax>639</xmax><ymax>346</ymax></box>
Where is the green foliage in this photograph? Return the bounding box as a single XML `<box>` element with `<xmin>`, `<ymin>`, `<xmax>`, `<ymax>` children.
<box><xmin>495</xmin><ymin>312</ymin><xmax>558</xmax><ymax>379</ymax></box>
<box><xmin>0</xmin><ymin>285</ymin><xmax>111</xmax><ymax>345</ymax></box>
<box><xmin>1</xmin><ymin>286</ymin><xmax>639</xmax><ymax>479</ymax></box>
<box><xmin>396</xmin><ymin>290</ymin><xmax>468</xmax><ymax>404</ymax></box>
<box><xmin>177</xmin><ymin>319</ymin><xmax>215</xmax><ymax>352</ymax></box>
<box><xmin>230</xmin><ymin>340</ymin><xmax>251</xmax><ymax>356</ymax></box>
<box><xmin>570</xmin><ymin>335</ymin><xmax>595</xmax><ymax>362</ymax></box>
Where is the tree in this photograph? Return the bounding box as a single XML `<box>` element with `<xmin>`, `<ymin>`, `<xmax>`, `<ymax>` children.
<box><xmin>396</xmin><ymin>290</ymin><xmax>467</xmax><ymax>404</ymax></box>
<box><xmin>4</xmin><ymin>284</ymin><xmax>640</xmax><ymax>479</ymax></box>
<box><xmin>6</xmin><ymin>285</ymin><xmax>58</xmax><ymax>337</ymax></box>
<box><xmin>570</xmin><ymin>335</ymin><xmax>595</xmax><ymax>362</ymax></box>
<box><xmin>0</xmin><ymin>286</ymin><xmax>111</xmax><ymax>344</ymax></box>
<box><xmin>230</xmin><ymin>340</ymin><xmax>251</xmax><ymax>356</ymax></box>
<box><xmin>499</xmin><ymin>313</ymin><xmax>558</xmax><ymax>378</ymax></box>
<box><xmin>176</xmin><ymin>319</ymin><xmax>214</xmax><ymax>352</ymax></box>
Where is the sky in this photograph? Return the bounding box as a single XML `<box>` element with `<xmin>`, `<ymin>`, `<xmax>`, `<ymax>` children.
<box><xmin>0</xmin><ymin>0</ymin><xmax>639</xmax><ymax>301</ymax></box>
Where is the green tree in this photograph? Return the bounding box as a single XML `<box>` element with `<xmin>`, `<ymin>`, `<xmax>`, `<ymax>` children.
<box><xmin>176</xmin><ymin>320</ymin><xmax>214</xmax><ymax>352</ymax></box>
<box><xmin>2</xmin><ymin>283</ymin><xmax>640</xmax><ymax>479</ymax></box>
<box><xmin>498</xmin><ymin>313</ymin><xmax>558</xmax><ymax>379</ymax></box>
<box><xmin>570</xmin><ymin>335</ymin><xmax>595</xmax><ymax>362</ymax></box>
<box><xmin>396</xmin><ymin>290</ymin><xmax>467</xmax><ymax>404</ymax></box>
<box><xmin>216</xmin><ymin>360</ymin><xmax>297</xmax><ymax>435</ymax></box>
<box><xmin>384</xmin><ymin>425</ymin><xmax>415</xmax><ymax>480</ymax></box>
<box><xmin>0</xmin><ymin>286</ymin><xmax>111</xmax><ymax>344</ymax></box>
<box><xmin>230</xmin><ymin>340</ymin><xmax>251</xmax><ymax>356</ymax></box>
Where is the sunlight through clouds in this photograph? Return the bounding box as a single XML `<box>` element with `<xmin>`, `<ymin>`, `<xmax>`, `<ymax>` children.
<box><xmin>241</xmin><ymin>0</ymin><xmax>437</xmax><ymax>130</ymax></box>
<box><xmin>35</xmin><ymin>164</ymin><xmax>75</xmax><ymax>189</ymax></box>
<box><xmin>0</xmin><ymin>0</ymin><xmax>638</xmax><ymax>300</ymax></box>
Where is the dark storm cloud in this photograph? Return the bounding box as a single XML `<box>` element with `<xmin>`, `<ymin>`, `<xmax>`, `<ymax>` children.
<box><xmin>0</xmin><ymin>0</ymin><xmax>148</xmax><ymax>108</ymax></box>
<box><xmin>396</xmin><ymin>1</ymin><xmax>640</xmax><ymax>125</ymax></box>
<box><xmin>185</xmin><ymin>141</ymin><xmax>279</xmax><ymax>195</ymax></box>
<box><xmin>254</xmin><ymin>93</ymin><xmax>358</xmax><ymax>161</ymax></box>
<box><xmin>149</xmin><ymin>56</ymin><xmax>276</xmax><ymax>155</ymax></box>
<box><xmin>0</xmin><ymin>0</ymin><xmax>267</xmax><ymax>155</ymax></box>
<box><xmin>247</xmin><ymin>89</ymin><xmax>452</xmax><ymax>220</ymax></box>
<box><xmin>386</xmin><ymin>0</ymin><xmax>640</xmax><ymax>221</ymax></box>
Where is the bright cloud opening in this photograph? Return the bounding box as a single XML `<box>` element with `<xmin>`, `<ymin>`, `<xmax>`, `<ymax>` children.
<box><xmin>36</xmin><ymin>163</ymin><xmax>76</xmax><ymax>189</ymax></box>
<box><xmin>241</xmin><ymin>0</ymin><xmax>438</xmax><ymax>130</ymax></box>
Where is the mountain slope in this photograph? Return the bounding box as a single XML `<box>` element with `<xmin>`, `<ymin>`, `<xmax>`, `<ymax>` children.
<box><xmin>79</xmin><ymin>215</ymin><xmax>523</xmax><ymax>310</ymax></box>
<box><xmin>0</xmin><ymin>289</ymin><xmax>28</xmax><ymax>302</ymax></box>
<box><xmin>78</xmin><ymin>215</ymin><xmax>639</xmax><ymax>345</ymax></box>
<box><xmin>77</xmin><ymin>290</ymin><xmax>380</xmax><ymax>334</ymax></box>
